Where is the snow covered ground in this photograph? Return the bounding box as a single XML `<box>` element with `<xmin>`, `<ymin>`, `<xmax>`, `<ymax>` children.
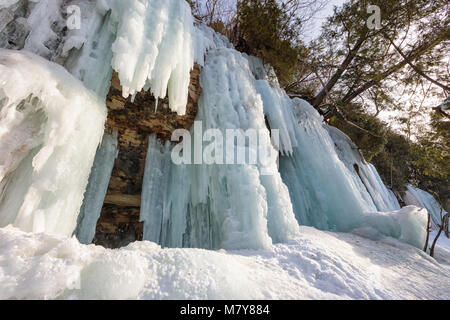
<box><xmin>0</xmin><ymin>226</ymin><xmax>449</xmax><ymax>300</ymax></box>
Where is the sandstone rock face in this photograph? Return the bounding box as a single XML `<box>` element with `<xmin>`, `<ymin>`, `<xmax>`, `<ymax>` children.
<box><xmin>93</xmin><ymin>66</ymin><xmax>200</xmax><ymax>248</ymax></box>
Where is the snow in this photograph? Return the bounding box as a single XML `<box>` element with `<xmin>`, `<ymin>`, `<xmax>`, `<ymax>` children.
<box><xmin>0</xmin><ymin>49</ymin><xmax>106</xmax><ymax>237</ymax></box>
<box><xmin>0</xmin><ymin>225</ymin><xmax>448</xmax><ymax>300</ymax></box>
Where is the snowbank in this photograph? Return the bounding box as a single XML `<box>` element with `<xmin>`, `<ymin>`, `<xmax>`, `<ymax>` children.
<box><xmin>0</xmin><ymin>225</ymin><xmax>448</xmax><ymax>300</ymax></box>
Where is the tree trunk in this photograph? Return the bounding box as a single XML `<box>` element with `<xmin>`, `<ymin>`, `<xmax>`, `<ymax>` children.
<box><xmin>430</xmin><ymin>213</ymin><xmax>449</xmax><ymax>258</ymax></box>
<box><xmin>310</xmin><ymin>34</ymin><xmax>367</xmax><ymax>108</ymax></box>
<box><xmin>423</xmin><ymin>213</ymin><xmax>430</xmax><ymax>252</ymax></box>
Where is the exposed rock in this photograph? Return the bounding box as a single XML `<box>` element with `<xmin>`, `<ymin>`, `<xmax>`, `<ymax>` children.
<box><xmin>104</xmin><ymin>194</ymin><xmax>141</xmax><ymax>207</ymax></box>
<box><xmin>92</xmin><ymin>65</ymin><xmax>201</xmax><ymax>248</ymax></box>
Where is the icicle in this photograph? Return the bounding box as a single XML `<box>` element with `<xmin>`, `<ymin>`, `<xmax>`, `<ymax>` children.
<box><xmin>74</xmin><ymin>131</ymin><xmax>119</xmax><ymax>244</ymax></box>
<box><xmin>140</xmin><ymin>135</ymin><xmax>172</xmax><ymax>243</ymax></box>
<box><xmin>106</xmin><ymin>0</ymin><xmax>195</xmax><ymax>115</ymax></box>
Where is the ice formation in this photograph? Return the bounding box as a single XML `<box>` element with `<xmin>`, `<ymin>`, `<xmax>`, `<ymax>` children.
<box><xmin>140</xmin><ymin>135</ymin><xmax>172</xmax><ymax>243</ymax></box>
<box><xmin>245</xmin><ymin>58</ymin><xmax>424</xmax><ymax>247</ymax></box>
<box><xmin>404</xmin><ymin>185</ymin><xmax>447</xmax><ymax>230</ymax></box>
<box><xmin>107</xmin><ymin>0</ymin><xmax>195</xmax><ymax>114</ymax></box>
<box><xmin>140</xmin><ymin>41</ymin><xmax>300</xmax><ymax>250</ymax></box>
<box><xmin>1</xmin><ymin>0</ymin><xmax>196</xmax><ymax>113</ymax></box>
<box><xmin>325</xmin><ymin>125</ymin><xmax>400</xmax><ymax>212</ymax></box>
<box><xmin>74</xmin><ymin>132</ymin><xmax>118</xmax><ymax>244</ymax></box>
<box><xmin>137</xmin><ymin>24</ymin><xmax>427</xmax><ymax>250</ymax></box>
<box><xmin>0</xmin><ymin>49</ymin><xmax>106</xmax><ymax>236</ymax></box>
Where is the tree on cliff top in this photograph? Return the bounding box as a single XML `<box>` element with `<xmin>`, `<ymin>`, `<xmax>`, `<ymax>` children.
<box><xmin>189</xmin><ymin>0</ymin><xmax>326</xmax><ymax>87</ymax></box>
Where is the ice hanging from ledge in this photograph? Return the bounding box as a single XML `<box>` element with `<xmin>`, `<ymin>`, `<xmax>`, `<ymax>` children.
<box><xmin>0</xmin><ymin>0</ymin><xmax>196</xmax><ymax>114</ymax></box>
<box><xmin>0</xmin><ymin>49</ymin><xmax>106</xmax><ymax>236</ymax></box>
<box><xmin>106</xmin><ymin>0</ymin><xmax>195</xmax><ymax>115</ymax></box>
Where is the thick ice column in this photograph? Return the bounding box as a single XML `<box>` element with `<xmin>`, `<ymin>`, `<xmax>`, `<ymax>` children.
<box><xmin>0</xmin><ymin>49</ymin><xmax>106</xmax><ymax>236</ymax></box>
<box><xmin>140</xmin><ymin>135</ymin><xmax>172</xmax><ymax>243</ymax></box>
<box><xmin>74</xmin><ymin>132</ymin><xmax>119</xmax><ymax>244</ymax></box>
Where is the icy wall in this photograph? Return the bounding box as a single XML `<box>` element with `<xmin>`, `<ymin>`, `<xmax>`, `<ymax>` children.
<box><xmin>139</xmin><ymin>25</ymin><xmax>426</xmax><ymax>249</ymax></box>
<box><xmin>248</xmin><ymin>59</ymin><xmax>401</xmax><ymax>231</ymax></box>
<box><xmin>0</xmin><ymin>49</ymin><xmax>106</xmax><ymax>236</ymax></box>
<box><xmin>245</xmin><ymin>58</ymin><xmax>425</xmax><ymax>247</ymax></box>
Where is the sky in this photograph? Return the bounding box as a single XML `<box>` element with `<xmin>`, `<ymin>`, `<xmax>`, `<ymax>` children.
<box><xmin>303</xmin><ymin>0</ymin><xmax>347</xmax><ymax>42</ymax></box>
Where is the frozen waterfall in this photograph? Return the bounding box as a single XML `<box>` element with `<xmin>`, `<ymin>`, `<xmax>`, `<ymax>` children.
<box><xmin>140</xmin><ymin>41</ymin><xmax>300</xmax><ymax>250</ymax></box>
<box><xmin>0</xmin><ymin>0</ymin><xmax>428</xmax><ymax>250</ymax></box>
